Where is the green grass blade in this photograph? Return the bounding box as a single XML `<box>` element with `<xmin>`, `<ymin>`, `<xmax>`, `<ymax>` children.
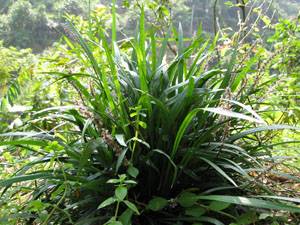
<box><xmin>66</xmin><ymin>22</ymin><xmax>103</xmax><ymax>82</ymax></box>
<box><xmin>223</xmin><ymin>99</ymin><xmax>266</xmax><ymax>124</ymax></box>
<box><xmin>228</xmin><ymin>125</ymin><xmax>300</xmax><ymax>142</ymax></box>
<box><xmin>198</xmin><ymin>157</ymin><xmax>238</xmax><ymax>187</ymax></box>
<box><xmin>171</xmin><ymin>108</ymin><xmax>201</xmax><ymax>159</ymax></box>
<box><xmin>177</xmin><ymin>23</ymin><xmax>184</xmax><ymax>84</ymax></box>
<box><xmin>150</xmin><ymin>29</ymin><xmax>157</xmax><ymax>74</ymax></box>
<box><xmin>152</xmin><ymin>149</ymin><xmax>178</xmax><ymax>187</ymax></box>
<box><xmin>0</xmin><ymin>173</ymin><xmax>53</xmax><ymax>187</ymax></box>
<box><xmin>255</xmin><ymin>196</ymin><xmax>300</xmax><ymax>204</ymax></box>
<box><xmin>197</xmin><ymin>195</ymin><xmax>300</xmax><ymax>213</ymax></box>
<box><xmin>0</xmin><ymin>140</ymin><xmax>48</xmax><ymax>147</ymax></box>
<box><xmin>202</xmin><ymin>107</ymin><xmax>266</xmax><ymax>124</ymax></box>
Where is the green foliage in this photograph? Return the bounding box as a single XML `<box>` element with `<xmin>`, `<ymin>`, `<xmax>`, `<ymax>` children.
<box><xmin>265</xmin><ymin>17</ymin><xmax>300</xmax><ymax>167</ymax></box>
<box><xmin>0</xmin><ymin>0</ymin><xmax>55</xmax><ymax>51</ymax></box>
<box><xmin>0</xmin><ymin>2</ymin><xmax>300</xmax><ymax>225</ymax></box>
<box><xmin>0</xmin><ymin>0</ymin><xmax>87</xmax><ymax>51</ymax></box>
<box><xmin>0</xmin><ymin>41</ymin><xmax>33</xmax><ymax>110</ymax></box>
<box><xmin>1</xmin><ymin>0</ymin><xmax>299</xmax><ymax>51</ymax></box>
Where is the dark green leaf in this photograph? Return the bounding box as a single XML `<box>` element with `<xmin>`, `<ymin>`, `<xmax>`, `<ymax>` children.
<box><xmin>127</xmin><ymin>166</ymin><xmax>139</xmax><ymax>178</ymax></box>
<box><xmin>119</xmin><ymin>208</ymin><xmax>133</xmax><ymax>225</ymax></box>
<box><xmin>177</xmin><ymin>192</ymin><xmax>198</xmax><ymax>208</ymax></box>
<box><xmin>185</xmin><ymin>206</ymin><xmax>206</xmax><ymax>217</ymax></box>
<box><xmin>147</xmin><ymin>197</ymin><xmax>168</xmax><ymax>211</ymax></box>
<box><xmin>208</xmin><ymin>201</ymin><xmax>231</xmax><ymax>211</ymax></box>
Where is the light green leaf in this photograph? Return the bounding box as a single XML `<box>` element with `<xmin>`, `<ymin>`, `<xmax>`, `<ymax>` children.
<box><xmin>197</xmin><ymin>195</ymin><xmax>300</xmax><ymax>213</ymax></box>
<box><xmin>0</xmin><ymin>139</ymin><xmax>48</xmax><ymax>147</ymax></box>
<box><xmin>255</xmin><ymin>196</ymin><xmax>300</xmax><ymax>204</ymax></box>
<box><xmin>202</xmin><ymin>107</ymin><xmax>265</xmax><ymax>124</ymax></box>
<box><xmin>98</xmin><ymin>197</ymin><xmax>116</xmax><ymax>209</ymax></box>
<box><xmin>116</xmin><ymin>134</ymin><xmax>127</xmax><ymax>147</ymax></box>
<box><xmin>107</xmin><ymin>221</ymin><xmax>122</xmax><ymax>225</ymax></box>
<box><xmin>115</xmin><ymin>186</ymin><xmax>128</xmax><ymax>201</ymax></box>
<box><xmin>123</xmin><ymin>200</ymin><xmax>140</xmax><ymax>215</ymax></box>
<box><xmin>116</xmin><ymin>149</ymin><xmax>128</xmax><ymax>173</ymax></box>
<box><xmin>223</xmin><ymin>99</ymin><xmax>265</xmax><ymax>124</ymax></box>
<box><xmin>228</xmin><ymin>125</ymin><xmax>300</xmax><ymax>142</ymax></box>
<box><xmin>0</xmin><ymin>173</ymin><xmax>52</xmax><ymax>187</ymax></box>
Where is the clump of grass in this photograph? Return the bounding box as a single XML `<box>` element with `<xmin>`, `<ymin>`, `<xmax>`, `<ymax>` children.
<box><xmin>0</xmin><ymin>3</ymin><xmax>299</xmax><ymax>225</ymax></box>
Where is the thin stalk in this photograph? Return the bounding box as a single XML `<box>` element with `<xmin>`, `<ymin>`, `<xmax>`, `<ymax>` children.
<box><xmin>114</xmin><ymin>201</ymin><xmax>120</xmax><ymax>218</ymax></box>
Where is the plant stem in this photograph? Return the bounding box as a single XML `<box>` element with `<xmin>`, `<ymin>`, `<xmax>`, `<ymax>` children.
<box><xmin>41</xmin><ymin>186</ymin><xmax>68</xmax><ymax>225</ymax></box>
<box><xmin>115</xmin><ymin>201</ymin><xmax>120</xmax><ymax>218</ymax></box>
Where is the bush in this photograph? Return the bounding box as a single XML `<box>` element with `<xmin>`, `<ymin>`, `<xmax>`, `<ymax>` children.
<box><xmin>0</xmin><ymin>0</ymin><xmax>59</xmax><ymax>51</ymax></box>
<box><xmin>0</xmin><ymin>41</ymin><xmax>33</xmax><ymax>109</ymax></box>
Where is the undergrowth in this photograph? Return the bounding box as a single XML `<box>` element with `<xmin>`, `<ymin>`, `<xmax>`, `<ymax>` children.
<box><xmin>0</xmin><ymin>2</ymin><xmax>299</xmax><ymax>225</ymax></box>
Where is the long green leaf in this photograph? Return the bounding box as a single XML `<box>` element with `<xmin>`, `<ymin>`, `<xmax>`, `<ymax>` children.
<box><xmin>202</xmin><ymin>107</ymin><xmax>265</xmax><ymax>124</ymax></box>
<box><xmin>0</xmin><ymin>140</ymin><xmax>48</xmax><ymax>147</ymax></box>
<box><xmin>198</xmin><ymin>157</ymin><xmax>237</xmax><ymax>187</ymax></box>
<box><xmin>228</xmin><ymin>125</ymin><xmax>300</xmax><ymax>142</ymax></box>
<box><xmin>171</xmin><ymin>108</ymin><xmax>201</xmax><ymax>159</ymax></box>
<box><xmin>197</xmin><ymin>195</ymin><xmax>300</xmax><ymax>213</ymax></box>
<box><xmin>0</xmin><ymin>173</ymin><xmax>53</xmax><ymax>187</ymax></box>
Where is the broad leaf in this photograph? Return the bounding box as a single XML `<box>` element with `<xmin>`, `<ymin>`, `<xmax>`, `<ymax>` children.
<box><xmin>177</xmin><ymin>192</ymin><xmax>199</xmax><ymax>208</ymax></box>
<box><xmin>115</xmin><ymin>186</ymin><xmax>128</xmax><ymax>201</ymax></box>
<box><xmin>147</xmin><ymin>197</ymin><xmax>168</xmax><ymax>211</ymax></box>
<box><xmin>97</xmin><ymin>197</ymin><xmax>116</xmax><ymax>209</ymax></box>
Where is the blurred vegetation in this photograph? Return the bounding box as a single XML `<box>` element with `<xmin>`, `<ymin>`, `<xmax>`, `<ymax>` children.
<box><xmin>0</xmin><ymin>0</ymin><xmax>86</xmax><ymax>51</ymax></box>
<box><xmin>0</xmin><ymin>0</ymin><xmax>299</xmax><ymax>51</ymax></box>
<box><xmin>0</xmin><ymin>41</ymin><xmax>33</xmax><ymax>110</ymax></box>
